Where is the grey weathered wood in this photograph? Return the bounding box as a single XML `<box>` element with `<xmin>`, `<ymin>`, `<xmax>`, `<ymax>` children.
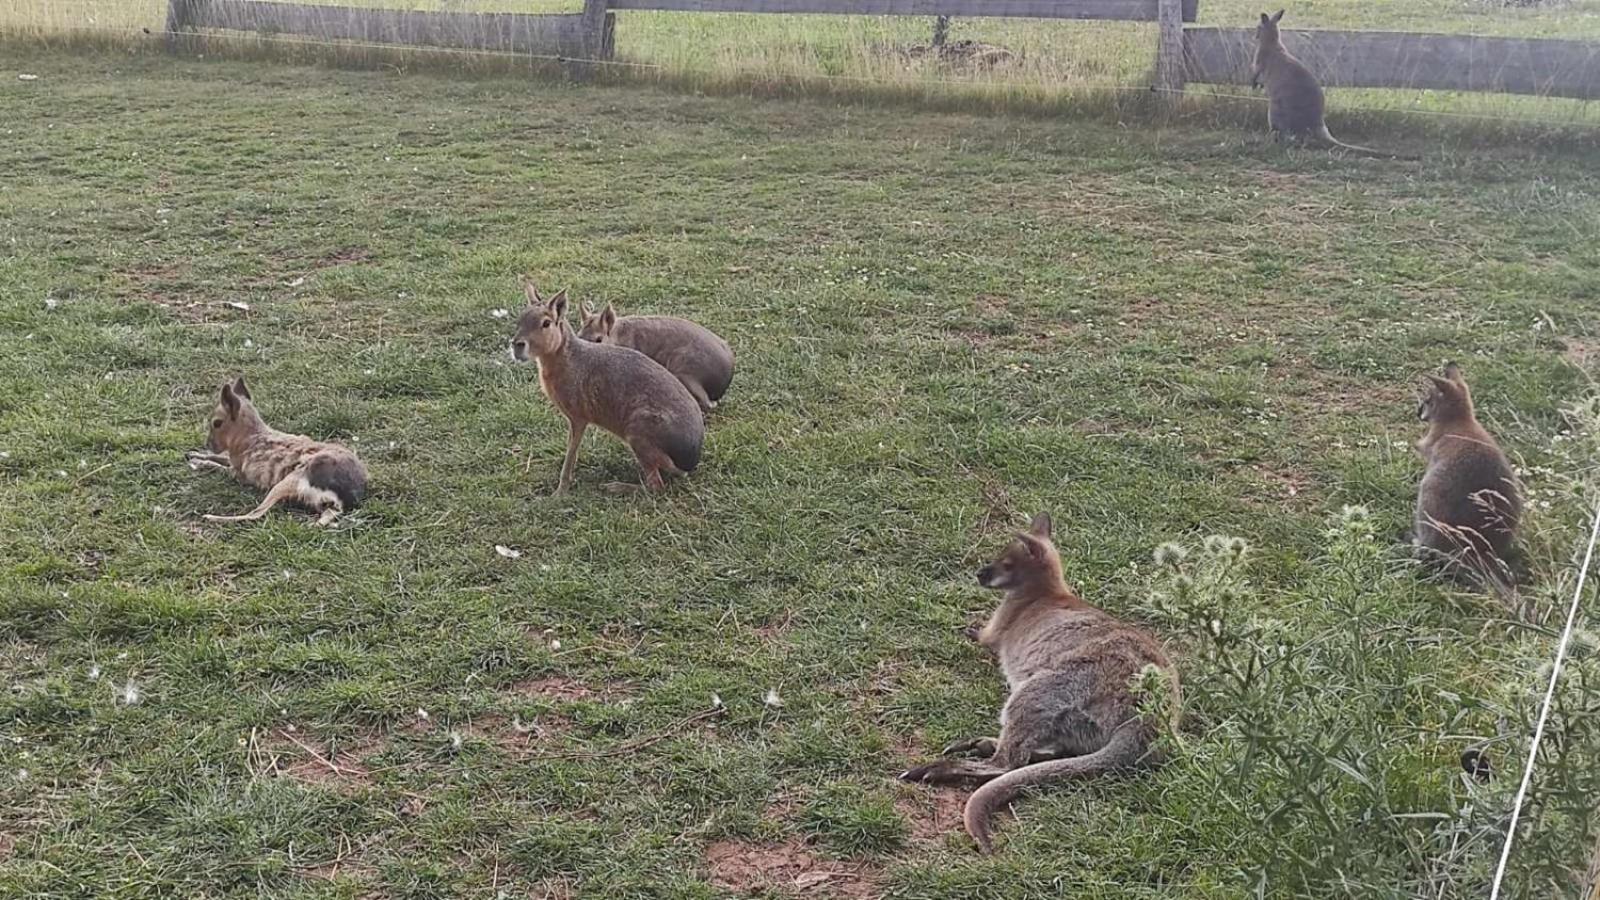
<box><xmin>164</xmin><ymin>0</ymin><xmax>195</xmax><ymax>49</ymax></box>
<box><xmin>1153</xmin><ymin>0</ymin><xmax>1184</xmax><ymax>98</ymax></box>
<box><xmin>185</xmin><ymin>0</ymin><xmax>597</xmax><ymax>57</ymax></box>
<box><xmin>608</xmin><ymin>0</ymin><xmax>1199</xmax><ymax>24</ymax></box>
<box><xmin>1184</xmin><ymin>28</ymin><xmax>1600</xmax><ymax>100</ymax></box>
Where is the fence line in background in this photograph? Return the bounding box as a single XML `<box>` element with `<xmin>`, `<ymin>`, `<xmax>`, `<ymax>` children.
<box><xmin>163</xmin><ymin>0</ymin><xmax>1600</xmax><ymax>102</ymax></box>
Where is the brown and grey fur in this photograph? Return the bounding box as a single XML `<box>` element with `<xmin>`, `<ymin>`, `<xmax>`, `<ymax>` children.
<box><xmin>577</xmin><ymin>304</ymin><xmax>734</xmax><ymax>414</ymax></box>
<box><xmin>900</xmin><ymin>513</ymin><xmax>1180</xmax><ymax>853</ymax></box>
<box><xmin>511</xmin><ymin>282</ymin><xmax>704</xmax><ymax>495</ymax></box>
<box><xmin>1252</xmin><ymin>10</ymin><xmax>1416</xmax><ymax>160</ymax></box>
<box><xmin>187</xmin><ymin>378</ymin><xmax>368</xmax><ymax>526</ymax></box>
<box><xmin>1414</xmin><ymin>363</ymin><xmax>1522</xmax><ymax>594</ymax></box>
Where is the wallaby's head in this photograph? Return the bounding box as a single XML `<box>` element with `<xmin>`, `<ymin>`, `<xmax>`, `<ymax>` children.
<box><xmin>976</xmin><ymin>512</ymin><xmax>1065</xmax><ymax>594</ymax></box>
<box><xmin>577</xmin><ymin>303</ymin><xmax>618</xmax><ymax>344</ymax></box>
<box><xmin>1256</xmin><ymin>9</ymin><xmax>1285</xmax><ymax>45</ymax></box>
<box><xmin>1418</xmin><ymin>362</ymin><xmax>1475</xmax><ymax>425</ymax></box>
<box><xmin>511</xmin><ymin>280</ymin><xmax>570</xmax><ymax>362</ymax></box>
<box><xmin>206</xmin><ymin>377</ymin><xmax>264</xmax><ymax>454</ymax></box>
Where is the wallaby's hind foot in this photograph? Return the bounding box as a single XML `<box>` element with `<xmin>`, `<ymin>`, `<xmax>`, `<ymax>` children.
<box><xmin>900</xmin><ymin>758</ymin><xmax>1008</xmax><ymax>786</ymax></box>
<box><xmin>942</xmin><ymin>737</ymin><xmax>999</xmax><ymax>758</ymax></box>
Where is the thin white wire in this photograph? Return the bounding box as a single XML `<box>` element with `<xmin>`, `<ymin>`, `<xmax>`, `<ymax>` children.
<box><xmin>1489</xmin><ymin>498</ymin><xmax>1600</xmax><ymax>900</ymax></box>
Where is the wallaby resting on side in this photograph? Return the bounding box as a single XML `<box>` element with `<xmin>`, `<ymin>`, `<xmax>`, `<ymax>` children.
<box><xmin>510</xmin><ymin>281</ymin><xmax>704</xmax><ymax>495</ymax></box>
<box><xmin>186</xmin><ymin>378</ymin><xmax>368</xmax><ymax>526</ymax></box>
<box><xmin>900</xmin><ymin>513</ymin><xmax>1180</xmax><ymax>853</ymax></box>
<box><xmin>1252</xmin><ymin>10</ymin><xmax>1416</xmax><ymax>160</ymax></box>
<box><xmin>1414</xmin><ymin>363</ymin><xmax>1522</xmax><ymax>594</ymax></box>
<box><xmin>577</xmin><ymin>303</ymin><xmax>734</xmax><ymax>414</ymax></box>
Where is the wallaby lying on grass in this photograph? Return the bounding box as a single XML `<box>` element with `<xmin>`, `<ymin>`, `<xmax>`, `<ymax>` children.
<box><xmin>511</xmin><ymin>281</ymin><xmax>703</xmax><ymax>495</ymax></box>
<box><xmin>1251</xmin><ymin>10</ymin><xmax>1416</xmax><ymax>160</ymax></box>
<box><xmin>187</xmin><ymin>378</ymin><xmax>367</xmax><ymax>526</ymax></box>
<box><xmin>901</xmin><ymin>513</ymin><xmax>1180</xmax><ymax>853</ymax></box>
<box><xmin>1414</xmin><ymin>363</ymin><xmax>1522</xmax><ymax>594</ymax></box>
<box><xmin>577</xmin><ymin>303</ymin><xmax>734</xmax><ymax>414</ymax></box>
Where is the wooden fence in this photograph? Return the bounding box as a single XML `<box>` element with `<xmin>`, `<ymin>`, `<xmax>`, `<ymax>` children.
<box><xmin>164</xmin><ymin>0</ymin><xmax>1600</xmax><ymax>101</ymax></box>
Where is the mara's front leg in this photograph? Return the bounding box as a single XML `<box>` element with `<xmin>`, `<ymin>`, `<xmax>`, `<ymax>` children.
<box><xmin>186</xmin><ymin>450</ymin><xmax>232</xmax><ymax>473</ymax></box>
<box><xmin>555</xmin><ymin>417</ymin><xmax>587</xmax><ymax>496</ymax></box>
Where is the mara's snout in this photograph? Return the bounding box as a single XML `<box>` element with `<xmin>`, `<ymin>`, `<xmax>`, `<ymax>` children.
<box><xmin>510</xmin><ymin>339</ymin><xmax>530</xmax><ymax>363</ymax></box>
<box><xmin>976</xmin><ymin>565</ymin><xmax>996</xmax><ymax>587</ymax></box>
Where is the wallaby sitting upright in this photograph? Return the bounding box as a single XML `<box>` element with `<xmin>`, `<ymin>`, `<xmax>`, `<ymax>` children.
<box><xmin>511</xmin><ymin>281</ymin><xmax>703</xmax><ymax>494</ymax></box>
<box><xmin>1414</xmin><ymin>363</ymin><xmax>1522</xmax><ymax>592</ymax></box>
<box><xmin>577</xmin><ymin>303</ymin><xmax>734</xmax><ymax>414</ymax></box>
<box><xmin>186</xmin><ymin>378</ymin><xmax>367</xmax><ymax>526</ymax></box>
<box><xmin>901</xmin><ymin>513</ymin><xmax>1180</xmax><ymax>853</ymax></box>
<box><xmin>1251</xmin><ymin>10</ymin><xmax>1415</xmax><ymax>159</ymax></box>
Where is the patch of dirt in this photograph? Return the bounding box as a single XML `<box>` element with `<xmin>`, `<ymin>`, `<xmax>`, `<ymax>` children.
<box><xmin>1561</xmin><ymin>336</ymin><xmax>1597</xmax><ymax>371</ymax></box>
<box><xmin>1249</xmin><ymin>463</ymin><xmax>1315</xmax><ymax>503</ymax></box>
<box><xmin>704</xmin><ymin>838</ymin><xmax>881</xmax><ymax>898</ymax></box>
<box><xmin>0</xmin><ymin>829</ymin><xmax>17</xmax><ymax>862</ymax></box>
<box><xmin>895</xmin><ymin>786</ymin><xmax>969</xmax><ymax>843</ymax></box>
<box><xmin>257</xmin><ymin>729</ymin><xmax>380</xmax><ymax>794</ymax></box>
<box><xmin>509</xmin><ymin>676</ymin><xmax>630</xmax><ymax>703</ymax></box>
<box><xmin>312</xmin><ymin>246</ymin><xmax>374</xmax><ymax>269</ymax></box>
<box><xmin>459</xmin><ymin>712</ymin><xmax>556</xmax><ymax>748</ymax></box>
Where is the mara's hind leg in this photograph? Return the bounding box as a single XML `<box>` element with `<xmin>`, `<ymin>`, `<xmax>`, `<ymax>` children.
<box><xmin>683</xmin><ymin>378</ymin><xmax>713</xmax><ymax>414</ymax></box>
<box><xmin>203</xmin><ymin>471</ymin><xmax>308</xmax><ymax>523</ymax></box>
<box><xmin>627</xmin><ymin>438</ymin><xmax>673</xmax><ymax>492</ymax></box>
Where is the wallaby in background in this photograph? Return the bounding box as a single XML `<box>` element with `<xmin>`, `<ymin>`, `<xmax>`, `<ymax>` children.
<box><xmin>187</xmin><ymin>378</ymin><xmax>368</xmax><ymax>526</ymax></box>
<box><xmin>900</xmin><ymin>513</ymin><xmax>1180</xmax><ymax>853</ymax></box>
<box><xmin>577</xmin><ymin>303</ymin><xmax>734</xmax><ymax>414</ymax></box>
<box><xmin>1414</xmin><ymin>363</ymin><xmax>1522</xmax><ymax>595</ymax></box>
<box><xmin>1251</xmin><ymin>10</ymin><xmax>1415</xmax><ymax>160</ymax></box>
<box><xmin>511</xmin><ymin>281</ymin><xmax>704</xmax><ymax>494</ymax></box>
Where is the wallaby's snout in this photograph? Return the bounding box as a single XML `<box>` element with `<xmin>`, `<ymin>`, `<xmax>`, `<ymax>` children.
<box><xmin>976</xmin><ymin>564</ymin><xmax>998</xmax><ymax>587</ymax></box>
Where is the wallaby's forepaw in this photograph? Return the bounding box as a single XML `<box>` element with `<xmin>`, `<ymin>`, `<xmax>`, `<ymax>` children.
<box><xmin>959</xmin><ymin>621</ymin><xmax>983</xmax><ymax>643</ymax></box>
<box><xmin>941</xmin><ymin>737</ymin><xmax>998</xmax><ymax>758</ymax></box>
<box><xmin>898</xmin><ymin>762</ymin><xmax>942</xmax><ymax>783</ymax></box>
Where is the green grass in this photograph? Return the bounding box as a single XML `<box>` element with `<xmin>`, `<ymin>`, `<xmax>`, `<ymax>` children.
<box><xmin>2</xmin><ymin>47</ymin><xmax>1600</xmax><ymax>898</ymax></box>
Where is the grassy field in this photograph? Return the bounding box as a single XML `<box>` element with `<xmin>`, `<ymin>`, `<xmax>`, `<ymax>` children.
<box><xmin>5</xmin><ymin>0</ymin><xmax>1600</xmax><ymax>127</ymax></box>
<box><xmin>3</xmin><ymin>45</ymin><xmax>1600</xmax><ymax>898</ymax></box>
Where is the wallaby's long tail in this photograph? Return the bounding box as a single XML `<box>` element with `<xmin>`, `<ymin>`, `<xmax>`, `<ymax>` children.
<box><xmin>963</xmin><ymin>726</ymin><xmax>1147</xmax><ymax>853</ymax></box>
<box><xmin>1313</xmin><ymin>125</ymin><xmax>1419</xmax><ymax>161</ymax></box>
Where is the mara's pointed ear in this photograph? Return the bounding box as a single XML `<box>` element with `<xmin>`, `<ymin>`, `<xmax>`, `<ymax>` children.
<box><xmin>1424</xmin><ymin>374</ymin><xmax>1453</xmax><ymax>392</ymax></box>
<box><xmin>547</xmin><ymin>289</ymin><xmax>569</xmax><ymax>321</ymax></box>
<box><xmin>601</xmin><ymin>303</ymin><xmax>616</xmax><ymax>330</ymax></box>
<box><xmin>1270</xmin><ymin>9</ymin><xmax>1285</xmax><ymax>22</ymax></box>
<box><xmin>581</xmin><ymin>301</ymin><xmax>595</xmax><ymax>318</ymax></box>
<box><xmin>522</xmin><ymin>279</ymin><xmax>541</xmax><ymax>307</ymax></box>
<box><xmin>220</xmin><ymin>383</ymin><xmax>241</xmax><ymax>418</ymax></box>
<box><xmin>1442</xmin><ymin>362</ymin><xmax>1464</xmax><ymax>384</ymax></box>
<box><xmin>1027</xmin><ymin>512</ymin><xmax>1053</xmax><ymax>540</ymax></box>
<box><xmin>232</xmin><ymin>376</ymin><xmax>251</xmax><ymax>401</ymax></box>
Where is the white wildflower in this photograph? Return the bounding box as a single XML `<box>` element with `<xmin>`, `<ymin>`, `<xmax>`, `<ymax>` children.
<box><xmin>763</xmin><ymin>688</ymin><xmax>784</xmax><ymax>709</ymax></box>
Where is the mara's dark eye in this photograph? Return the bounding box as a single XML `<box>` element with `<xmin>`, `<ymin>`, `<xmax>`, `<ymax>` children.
<box><xmin>541</xmin><ymin>321</ymin><xmax>551</xmax><ymax>329</ymax></box>
<box><xmin>211</xmin><ymin>418</ymin><xmax>222</xmax><ymax>429</ymax></box>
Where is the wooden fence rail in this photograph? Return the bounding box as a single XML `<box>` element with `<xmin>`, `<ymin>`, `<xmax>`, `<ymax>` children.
<box><xmin>1183</xmin><ymin>28</ymin><xmax>1600</xmax><ymax>100</ymax></box>
<box><xmin>165</xmin><ymin>0</ymin><xmax>1600</xmax><ymax>102</ymax></box>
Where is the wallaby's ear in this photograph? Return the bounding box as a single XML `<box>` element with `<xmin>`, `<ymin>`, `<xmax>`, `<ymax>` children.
<box><xmin>220</xmin><ymin>383</ymin><xmax>240</xmax><ymax>418</ymax></box>
<box><xmin>1424</xmin><ymin>374</ymin><xmax>1453</xmax><ymax>393</ymax></box>
<box><xmin>547</xmin><ymin>289</ymin><xmax>568</xmax><ymax>322</ymax></box>
<box><xmin>601</xmin><ymin>303</ymin><xmax>616</xmax><ymax>330</ymax></box>
<box><xmin>1442</xmin><ymin>362</ymin><xmax>1464</xmax><ymax>384</ymax></box>
<box><xmin>1260</xmin><ymin>12</ymin><xmax>1270</xmax><ymax>24</ymax></box>
<box><xmin>232</xmin><ymin>376</ymin><xmax>251</xmax><ymax>401</ymax></box>
<box><xmin>1028</xmin><ymin>512</ymin><xmax>1053</xmax><ymax>540</ymax></box>
<box><xmin>581</xmin><ymin>301</ymin><xmax>595</xmax><ymax>318</ymax></box>
<box><xmin>1270</xmin><ymin>9</ymin><xmax>1285</xmax><ymax>23</ymax></box>
<box><xmin>523</xmin><ymin>279</ymin><xmax>541</xmax><ymax>307</ymax></box>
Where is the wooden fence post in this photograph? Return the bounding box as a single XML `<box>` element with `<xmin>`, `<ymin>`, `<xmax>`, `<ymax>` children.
<box><xmin>566</xmin><ymin>0</ymin><xmax>612</xmax><ymax>78</ymax></box>
<box><xmin>164</xmin><ymin>0</ymin><xmax>196</xmax><ymax>51</ymax></box>
<box><xmin>1154</xmin><ymin>0</ymin><xmax>1185</xmax><ymax>105</ymax></box>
